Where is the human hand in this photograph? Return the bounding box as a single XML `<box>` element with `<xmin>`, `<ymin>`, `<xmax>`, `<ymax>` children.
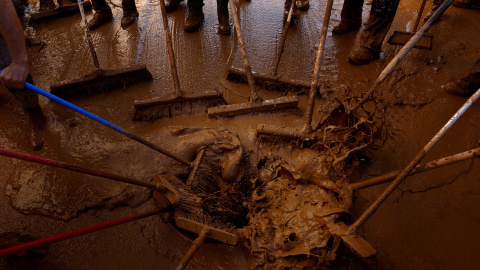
<box><xmin>0</xmin><ymin>61</ymin><xmax>29</xmax><ymax>89</ymax></box>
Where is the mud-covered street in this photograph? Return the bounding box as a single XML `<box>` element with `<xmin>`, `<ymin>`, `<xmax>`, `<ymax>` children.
<box><xmin>1</xmin><ymin>0</ymin><xmax>480</xmax><ymax>269</ymax></box>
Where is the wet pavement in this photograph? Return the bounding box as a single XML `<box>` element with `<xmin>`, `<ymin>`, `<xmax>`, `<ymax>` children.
<box><xmin>1</xmin><ymin>0</ymin><xmax>480</xmax><ymax>269</ymax></box>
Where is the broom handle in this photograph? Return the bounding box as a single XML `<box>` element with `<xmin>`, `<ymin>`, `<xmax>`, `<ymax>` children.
<box><xmin>351</xmin><ymin>147</ymin><xmax>480</xmax><ymax>190</ymax></box>
<box><xmin>347</xmin><ymin>88</ymin><xmax>480</xmax><ymax>234</ymax></box>
<box><xmin>0</xmin><ymin>147</ymin><xmax>165</xmax><ymax>192</ymax></box>
<box><xmin>159</xmin><ymin>0</ymin><xmax>183</xmax><ymax>97</ymax></box>
<box><xmin>0</xmin><ymin>208</ymin><xmax>165</xmax><ymax>258</ymax></box>
<box><xmin>413</xmin><ymin>0</ymin><xmax>428</xmax><ymax>32</ymax></box>
<box><xmin>16</xmin><ymin>80</ymin><xmax>192</xmax><ymax>167</ymax></box>
<box><xmin>228</xmin><ymin>0</ymin><xmax>262</xmax><ymax>102</ymax></box>
<box><xmin>350</xmin><ymin>0</ymin><xmax>454</xmax><ymax>113</ymax></box>
<box><xmin>302</xmin><ymin>0</ymin><xmax>334</xmax><ymax>134</ymax></box>
<box><xmin>272</xmin><ymin>0</ymin><xmax>295</xmax><ymax>76</ymax></box>
<box><xmin>77</xmin><ymin>0</ymin><xmax>101</xmax><ymax>70</ymax></box>
<box><xmin>175</xmin><ymin>227</ymin><xmax>209</xmax><ymax>270</ymax></box>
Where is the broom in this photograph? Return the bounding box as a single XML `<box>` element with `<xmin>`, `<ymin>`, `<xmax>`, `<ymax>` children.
<box><xmin>225</xmin><ymin>0</ymin><xmax>311</xmax><ymax>92</ymax></box>
<box><xmin>50</xmin><ymin>0</ymin><xmax>152</xmax><ymax>99</ymax></box>
<box><xmin>131</xmin><ymin>0</ymin><xmax>226</xmax><ymax>122</ymax></box>
<box><xmin>173</xmin><ymin>209</ymin><xmax>238</xmax><ymax>270</ymax></box>
<box><xmin>30</xmin><ymin>0</ymin><xmax>93</xmax><ymax>21</ymax></box>
<box><xmin>207</xmin><ymin>0</ymin><xmax>299</xmax><ymax>118</ymax></box>
<box><xmin>257</xmin><ymin>0</ymin><xmax>334</xmax><ymax>140</ymax></box>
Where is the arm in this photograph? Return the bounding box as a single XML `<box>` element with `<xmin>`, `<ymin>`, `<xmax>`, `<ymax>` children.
<box><xmin>0</xmin><ymin>0</ymin><xmax>29</xmax><ymax>89</ymax></box>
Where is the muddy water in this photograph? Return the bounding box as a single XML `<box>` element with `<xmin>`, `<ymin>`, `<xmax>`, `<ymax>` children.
<box><xmin>1</xmin><ymin>0</ymin><xmax>480</xmax><ymax>269</ymax></box>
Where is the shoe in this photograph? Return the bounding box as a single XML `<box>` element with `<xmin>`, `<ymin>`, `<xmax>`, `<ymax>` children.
<box><xmin>121</xmin><ymin>10</ymin><xmax>139</xmax><ymax>28</ymax></box>
<box><xmin>296</xmin><ymin>0</ymin><xmax>310</xmax><ymax>11</ymax></box>
<box><xmin>332</xmin><ymin>21</ymin><xmax>361</xmax><ymax>35</ymax></box>
<box><xmin>165</xmin><ymin>0</ymin><xmax>184</xmax><ymax>12</ymax></box>
<box><xmin>184</xmin><ymin>6</ymin><xmax>204</xmax><ymax>32</ymax></box>
<box><xmin>445</xmin><ymin>77</ymin><xmax>479</xmax><ymax>96</ymax></box>
<box><xmin>453</xmin><ymin>0</ymin><xmax>480</xmax><ymax>8</ymax></box>
<box><xmin>87</xmin><ymin>8</ymin><xmax>113</xmax><ymax>30</ymax></box>
<box><xmin>348</xmin><ymin>46</ymin><xmax>379</xmax><ymax>65</ymax></box>
<box><xmin>217</xmin><ymin>2</ymin><xmax>230</xmax><ymax>35</ymax></box>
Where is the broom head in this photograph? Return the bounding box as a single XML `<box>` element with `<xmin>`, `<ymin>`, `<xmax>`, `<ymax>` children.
<box><xmin>30</xmin><ymin>1</ymin><xmax>93</xmax><ymax>21</ymax></box>
<box><xmin>387</xmin><ymin>31</ymin><xmax>433</xmax><ymax>50</ymax></box>
<box><xmin>50</xmin><ymin>65</ymin><xmax>152</xmax><ymax>99</ymax></box>
<box><xmin>132</xmin><ymin>91</ymin><xmax>226</xmax><ymax>121</ymax></box>
<box><xmin>207</xmin><ymin>96</ymin><xmax>299</xmax><ymax>118</ymax></box>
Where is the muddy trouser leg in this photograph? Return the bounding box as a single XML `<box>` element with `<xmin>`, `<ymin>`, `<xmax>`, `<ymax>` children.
<box><xmin>122</xmin><ymin>0</ymin><xmax>138</xmax><ymax>15</ymax></box>
<box><xmin>340</xmin><ymin>0</ymin><xmax>364</xmax><ymax>25</ymax></box>
<box><xmin>187</xmin><ymin>0</ymin><xmax>204</xmax><ymax>7</ymax></box>
<box><xmin>91</xmin><ymin>0</ymin><xmax>110</xmax><ymax>12</ymax></box>
<box><xmin>359</xmin><ymin>0</ymin><xmax>400</xmax><ymax>53</ymax></box>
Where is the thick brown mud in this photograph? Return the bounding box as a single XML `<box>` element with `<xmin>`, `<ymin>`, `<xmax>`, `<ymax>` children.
<box><xmin>1</xmin><ymin>0</ymin><xmax>480</xmax><ymax>269</ymax></box>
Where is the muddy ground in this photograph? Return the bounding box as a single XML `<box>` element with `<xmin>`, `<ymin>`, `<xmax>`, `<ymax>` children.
<box><xmin>1</xmin><ymin>0</ymin><xmax>480</xmax><ymax>269</ymax></box>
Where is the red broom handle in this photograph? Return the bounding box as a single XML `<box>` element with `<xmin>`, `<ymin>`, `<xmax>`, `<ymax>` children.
<box><xmin>0</xmin><ymin>208</ymin><xmax>165</xmax><ymax>257</ymax></box>
<box><xmin>0</xmin><ymin>148</ymin><xmax>160</xmax><ymax>191</ymax></box>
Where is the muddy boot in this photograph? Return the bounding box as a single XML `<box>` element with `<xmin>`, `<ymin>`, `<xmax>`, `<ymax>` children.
<box><xmin>296</xmin><ymin>0</ymin><xmax>310</xmax><ymax>11</ymax></box>
<box><xmin>284</xmin><ymin>0</ymin><xmax>298</xmax><ymax>21</ymax></box>
<box><xmin>184</xmin><ymin>3</ymin><xmax>204</xmax><ymax>32</ymax></box>
<box><xmin>27</xmin><ymin>107</ymin><xmax>47</xmax><ymax>151</ymax></box>
<box><xmin>87</xmin><ymin>8</ymin><xmax>113</xmax><ymax>30</ymax></box>
<box><xmin>445</xmin><ymin>76</ymin><xmax>480</xmax><ymax>97</ymax></box>
<box><xmin>165</xmin><ymin>0</ymin><xmax>184</xmax><ymax>12</ymax></box>
<box><xmin>453</xmin><ymin>0</ymin><xmax>480</xmax><ymax>8</ymax></box>
<box><xmin>332</xmin><ymin>21</ymin><xmax>361</xmax><ymax>35</ymax></box>
<box><xmin>217</xmin><ymin>0</ymin><xmax>230</xmax><ymax>35</ymax></box>
<box><xmin>121</xmin><ymin>0</ymin><xmax>139</xmax><ymax>28</ymax></box>
<box><xmin>348</xmin><ymin>46</ymin><xmax>379</xmax><ymax>65</ymax></box>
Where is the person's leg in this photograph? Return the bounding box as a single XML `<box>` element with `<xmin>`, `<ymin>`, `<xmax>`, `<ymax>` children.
<box><xmin>121</xmin><ymin>0</ymin><xmax>139</xmax><ymax>28</ymax></box>
<box><xmin>185</xmin><ymin>0</ymin><xmax>204</xmax><ymax>32</ymax></box>
<box><xmin>165</xmin><ymin>0</ymin><xmax>184</xmax><ymax>12</ymax></box>
<box><xmin>6</xmin><ymin>75</ymin><xmax>46</xmax><ymax>151</ymax></box>
<box><xmin>217</xmin><ymin>0</ymin><xmax>230</xmax><ymax>35</ymax></box>
<box><xmin>332</xmin><ymin>0</ymin><xmax>364</xmax><ymax>34</ymax></box>
<box><xmin>445</xmin><ymin>58</ymin><xmax>480</xmax><ymax>96</ymax></box>
<box><xmin>87</xmin><ymin>0</ymin><xmax>113</xmax><ymax>30</ymax></box>
<box><xmin>348</xmin><ymin>0</ymin><xmax>400</xmax><ymax>65</ymax></box>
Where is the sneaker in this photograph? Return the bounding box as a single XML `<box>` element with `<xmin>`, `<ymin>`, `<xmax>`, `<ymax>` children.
<box><xmin>348</xmin><ymin>46</ymin><xmax>379</xmax><ymax>65</ymax></box>
<box><xmin>121</xmin><ymin>10</ymin><xmax>139</xmax><ymax>28</ymax></box>
<box><xmin>445</xmin><ymin>77</ymin><xmax>479</xmax><ymax>96</ymax></box>
<box><xmin>87</xmin><ymin>9</ymin><xmax>113</xmax><ymax>30</ymax></box>
<box><xmin>184</xmin><ymin>6</ymin><xmax>204</xmax><ymax>32</ymax></box>
<box><xmin>296</xmin><ymin>0</ymin><xmax>310</xmax><ymax>11</ymax></box>
<box><xmin>332</xmin><ymin>21</ymin><xmax>361</xmax><ymax>35</ymax></box>
<box><xmin>165</xmin><ymin>0</ymin><xmax>184</xmax><ymax>12</ymax></box>
<box><xmin>453</xmin><ymin>0</ymin><xmax>480</xmax><ymax>8</ymax></box>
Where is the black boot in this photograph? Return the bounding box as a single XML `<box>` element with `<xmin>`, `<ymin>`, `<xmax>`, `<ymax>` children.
<box><xmin>165</xmin><ymin>0</ymin><xmax>184</xmax><ymax>12</ymax></box>
<box><xmin>184</xmin><ymin>1</ymin><xmax>204</xmax><ymax>32</ymax></box>
<box><xmin>121</xmin><ymin>0</ymin><xmax>139</xmax><ymax>28</ymax></box>
<box><xmin>87</xmin><ymin>7</ymin><xmax>113</xmax><ymax>30</ymax></box>
<box><xmin>217</xmin><ymin>0</ymin><xmax>230</xmax><ymax>35</ymax></box>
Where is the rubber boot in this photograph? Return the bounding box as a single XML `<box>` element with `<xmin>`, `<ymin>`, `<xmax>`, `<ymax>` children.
<box><xmin>121</xmin><ymin>0</ymin><xmax>139</xmax><ymax>28</ymax></box>
<box><xmin>332</xmin><ymin>21</ymin><xmax>361</xmax><ymax>35</ymax></box>
<box><xmin>165</xmin><ymin>0</ymin><xmax>184</xmax><ymax>12</ymax></box>
<box><xmin>296</xmin><ymin>0</ymin><xmax>310</xmax><ymax>11</ymax></box>
<box><xmin>87</xmin><ymin>1</ymin><xmax>113</xmax><ymax>30</ymax></box>
<box><xmin>184</xmin><ymin>1</ymin><xmax>204</xmax><ymax>32</ymax></box>
<box><xmin>445</xmin><ymin>59</ymin><xmax>480</xmax><ymax>96</ymax></box>
<box><xmin>348</xmin><ymin>46</ymin><xmax>379</xmax><ymax>65</ymax></box>
<box><xmin>217</xmin><ymin>0</ymin><xmax>230</xmax><ymax>35</ymax></box>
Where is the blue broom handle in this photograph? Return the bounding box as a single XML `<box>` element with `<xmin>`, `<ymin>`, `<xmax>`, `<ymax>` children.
<box><xmin>4</xmin><ymin>75</ymin><xmax>191</xmax><ymax>167</ymax></box>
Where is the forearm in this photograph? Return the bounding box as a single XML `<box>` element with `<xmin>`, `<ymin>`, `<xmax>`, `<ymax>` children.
<box><xmin>0</xmin><ymin>0</ymin><xmax>28</xmax><ymax>65</ymax></box>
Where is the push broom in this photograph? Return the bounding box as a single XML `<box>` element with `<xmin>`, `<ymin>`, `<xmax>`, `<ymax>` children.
<box><xmin>226</xmin><ymin>0</ymin><xmax>310</xmax><ymax>92</ymax></box>
<box><xmin>207</xmin><ymin>0</ymin><xmax>299</xmax><ymax>118</ymax></box>
<box><xmin>132</xmin><ymin>0</ymin><xmax>226</xmax><ymax>122</ymax></box>
<box><xmin>257</xmin><ymin>0</ymin><xmax>334</xmax><ymax>139</ymax></box>
<box><xmin>50</xmin><ymin>0</ymin><xmax>153</xmax><ymax>99</ymax></box>
<box><xmin>30</xmin><ymin>0</ymin><xmax>93</xmax><ymax>21</ymax></box>
<box><xmin>12</xmin><ymin>76</ymin><xmax>218</xmax><ymax>197</ymax></box>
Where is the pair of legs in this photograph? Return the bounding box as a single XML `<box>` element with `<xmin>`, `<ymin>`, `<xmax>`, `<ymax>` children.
<box><xmin>88</xmin><ymin>0</ymin><xmax>139</xmax><ymax>30</ymax></box>
<box><xmin>165</xmin><ymin>0</ymin><xmax>230</xmax><ymax>34</ymax></box>
<box><xmin>333</xmin><ymin>0</ymin><xmax>400</xmax><ymax>65</ymax></box>
<box><xmin>6</xmin><ymin>75</ymin><xmax>47</xmax><ymax>151</ymax></box>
